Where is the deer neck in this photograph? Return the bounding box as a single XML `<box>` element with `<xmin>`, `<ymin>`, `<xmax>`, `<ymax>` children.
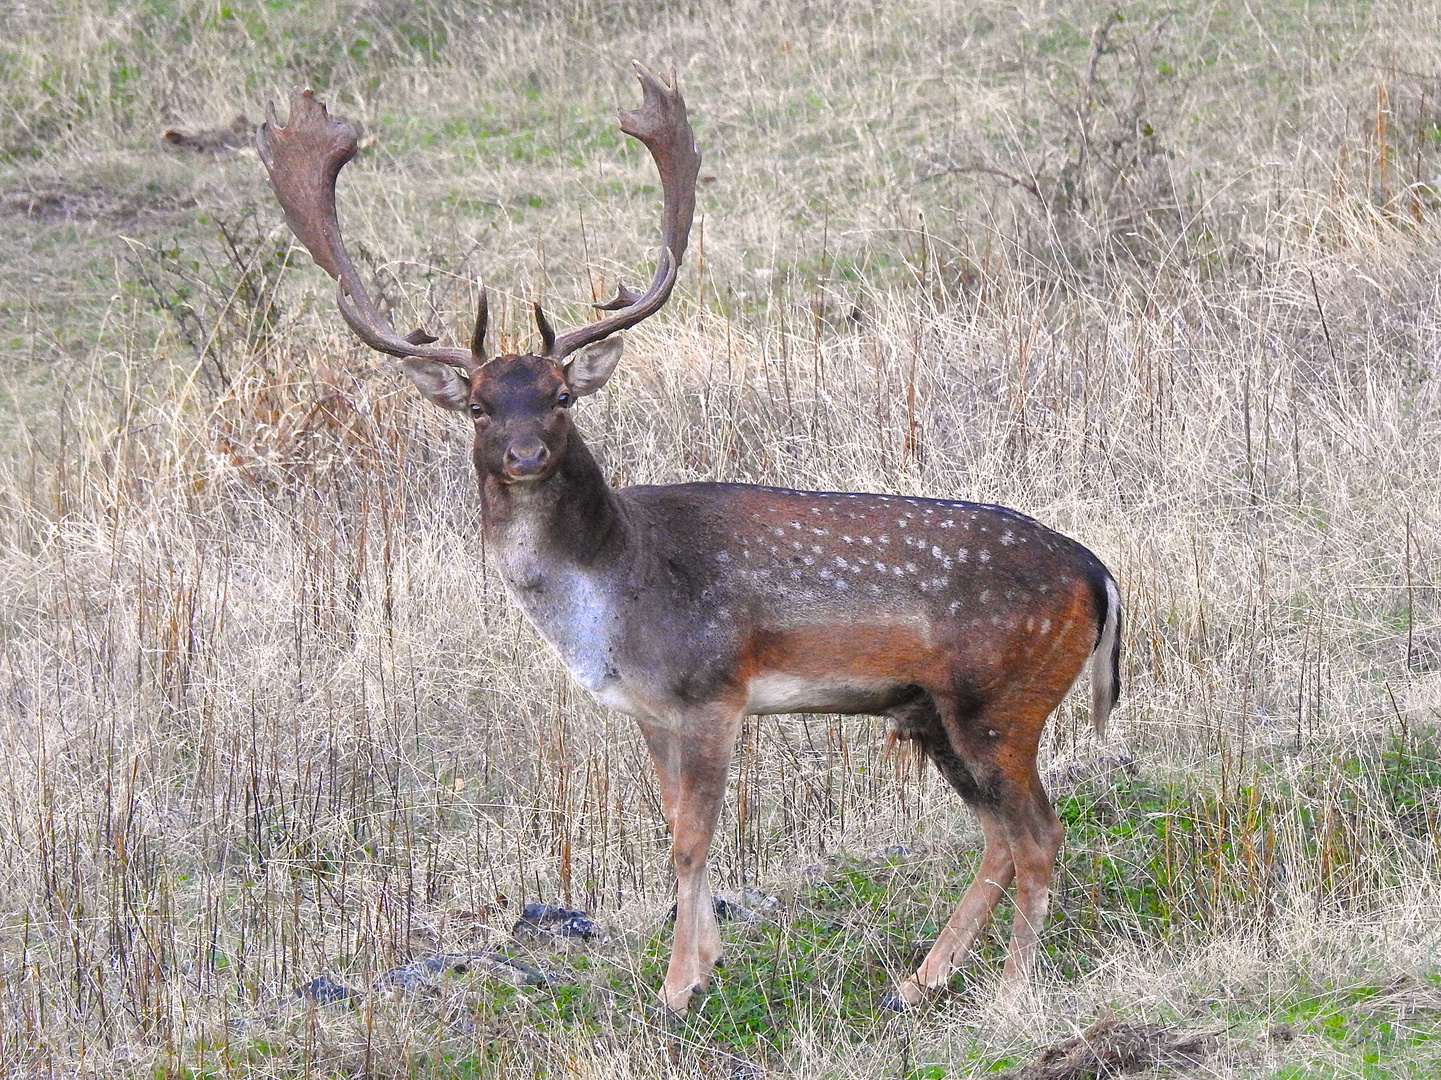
<box><xmin>478</xmin><ymin>430</ymin><xmax>627</xmax><ymax>588</ymax></box>
<box><xmin>478</xmin><ymin>431</ymin><xmax>633</xmax><ymax>697</ymax></box>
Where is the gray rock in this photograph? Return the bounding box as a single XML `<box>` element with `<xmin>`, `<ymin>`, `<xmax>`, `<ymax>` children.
<box><xmin>468</xmin><ymin>952</ymin><xmax>554</xmax><ymax>987</ymax></box>
<box><xmin>373</xmin><ymin>954</ymin><xmax>461</xmax><ymax>991</ymax></box>
<box><xmin>667</xmin><ymin>887</ymin><xmax>780</xmax><ymax>925</ymax></box>
<box><xmin>865</xmin><ymin>843</ymin><xmax>921</xmax><ymax>864</ymax></box>
<box><xmin>512</xmin><ymin>902</ymin><xmax>607</xmax><ymax>943</ymax></box>
<box><xmin>300</xmin><ymin>949</ymin><xmax>555</xmax><ymax>1005</ymax></box>
<box><xmin>713</xmin><ymin>887</ymin><xmax>780</xmax><ymax>923</ymax></box>
<box><xmin>376</xmin><ymin>951</ymin><xmax>554</xmax><ymax>991</ymax></box>
<box><xmin>1044</xmin><ymin>750</ymin><xmax>1138</xmax><ymax>796</ymax></box>
<box><xmin>298</xmin><ymin>973</ymin><xmax>357</xmax><ymax>1005</ymax></box>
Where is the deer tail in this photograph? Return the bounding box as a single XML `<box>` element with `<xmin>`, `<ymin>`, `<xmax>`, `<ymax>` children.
<box><xmin>1090</xmin><ymin>575</ymin><xmax>1122</xmax><ymax>740</ymax></box>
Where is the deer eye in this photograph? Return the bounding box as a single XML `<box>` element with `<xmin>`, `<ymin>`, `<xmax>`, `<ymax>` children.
<box><xmin>469</xmin><ymin>402</ymin><xmax>488</xmax><ymax>419</ymax></box>
<box><xmin>556</xmin><ymin>391</ymin><xmax>572</xmax><ymax>408</ymax></box>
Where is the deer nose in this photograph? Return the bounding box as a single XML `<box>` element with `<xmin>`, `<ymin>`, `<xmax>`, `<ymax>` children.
<box><xmin>504</xmin><ymin>437</ymin><xmax>550</xmax><ymax>477</ymax></box>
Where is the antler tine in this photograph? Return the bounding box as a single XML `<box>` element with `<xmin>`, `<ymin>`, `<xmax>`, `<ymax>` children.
<box><xmin>533</xmin><ymin>303</ymin><xmax>556</xmax><ymax>354</ymax></box>
<box><xmin>549</xmin><ymin>62</ymin><xmax>701</xmax><ymax>360</ymax></box>
<box><xmin>257</xmin><ymin>90</ymin><xmax>476</xmax><ymax>371</ymax></box>
<box><xmin>470</xmin><ymin>287</ymin><xmax>489</xmax><ymax>361</ymax></box>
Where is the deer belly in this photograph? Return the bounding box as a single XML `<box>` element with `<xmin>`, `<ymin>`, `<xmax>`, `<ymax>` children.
<box><xmin>745</xmin><ymin>672</ymin><xmax>912</xmax><ymax>715</ymax></box>
<box><xmin>740</xmin><ymin>620</ymin><xmax>946</xmax><ymax>715</ymax></box>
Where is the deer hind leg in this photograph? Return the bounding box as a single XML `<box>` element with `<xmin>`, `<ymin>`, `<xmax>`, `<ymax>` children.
<box><xmin>995</xmin><ymin>769</ymin><xmax>1064</xmax><ymax>998</ymax></box>
<box><xmin>886</xmin><ymin>689</ymin><xmax>1064</xmax><ymax>1009</ymax></box>
<box><xmin>636</xmin><ymin>707</ymin><xmax>744</xmax><ymax>1015</ymax></box>
<box><xmin>891</xmin><ymin>808</ymin><xmax>1015</xmax><ymax>1008</ymax></box>
<box><xmin>884</xmin><ymin>692</ymin><xmax>1012</xmax><ymax>1008</ymax></box>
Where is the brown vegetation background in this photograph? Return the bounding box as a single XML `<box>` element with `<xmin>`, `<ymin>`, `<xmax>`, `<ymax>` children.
<box><xmin>1</xmin><ymin>1</ymin><xmax>1439</xmax><ymax>1075</ymax></box>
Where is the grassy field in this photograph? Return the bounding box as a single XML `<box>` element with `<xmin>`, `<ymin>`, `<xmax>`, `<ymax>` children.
<box><xmin>2</xmin><ymin>1</ymin><xmax>1441</xmax><ymax>1076</ymax></box>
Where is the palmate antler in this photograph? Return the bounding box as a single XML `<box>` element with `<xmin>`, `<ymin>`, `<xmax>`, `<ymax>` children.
<box><xmin>550</xmin><ymin>62</ymin><xmax>700</xmax><ymax>358</ymax></box>
<box><xmin>255</xmin><ymin>90</ymin><xmax>479</xmax><ymax>369</ymax></box>
<box><xmin>256</xmin><ymin>62</ymin><xmax>700</xmax><ymax>370</ymax></box>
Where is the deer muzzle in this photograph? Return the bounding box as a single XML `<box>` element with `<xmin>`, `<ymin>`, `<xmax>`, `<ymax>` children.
<box><xmin>503</xmin><ymin>436</ymin><xmax>552</xmax><ymax>480</ymax></box>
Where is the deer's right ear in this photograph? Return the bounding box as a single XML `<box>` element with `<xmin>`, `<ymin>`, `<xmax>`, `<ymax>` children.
<box><xmin>402</xmin><ymin>358</ymin><xmax>472</xmax><ymax>412</ymax></box>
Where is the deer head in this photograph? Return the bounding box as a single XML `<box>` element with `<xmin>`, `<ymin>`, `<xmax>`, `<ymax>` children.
<box><xmin>257</xmin><ymin>64</ymin><xmax>700</xmax><ymax>482</ymax></box>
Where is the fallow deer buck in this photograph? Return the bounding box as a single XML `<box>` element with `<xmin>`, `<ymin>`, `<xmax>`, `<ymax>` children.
<box><xmin>258</xmin><ymin>65</ymin><xmax>1122</xmax><ymax>1014</ymax></box>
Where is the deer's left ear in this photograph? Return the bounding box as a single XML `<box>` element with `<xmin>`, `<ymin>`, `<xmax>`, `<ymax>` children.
<box><xmin>564</xmin><ymin>336</ymin><xmax>624</xmax><ymax>397</ymax></box>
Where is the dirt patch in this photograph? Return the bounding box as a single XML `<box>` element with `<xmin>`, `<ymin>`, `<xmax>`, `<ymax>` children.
<box><xmin>1</xmin><ymin>175</ymin><xmax>197</xmax><ymax>226</ymax></box>
<box><xmin>998</xmin><ymin>1017</ymin><xmax>1221</xmax><ymax>1079</ymax></box>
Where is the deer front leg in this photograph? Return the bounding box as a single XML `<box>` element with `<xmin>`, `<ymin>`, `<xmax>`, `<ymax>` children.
<box><xmin>636</xmin><ymin>707</ymin><xmax>743</xmax><ymax>1015</ymax></box>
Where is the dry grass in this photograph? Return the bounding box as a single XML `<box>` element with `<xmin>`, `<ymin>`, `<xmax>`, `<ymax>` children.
<box><xmin>2</xmin><ymin>1</ymin><xmax>1441</xmax><ymax>1076</ymax></box>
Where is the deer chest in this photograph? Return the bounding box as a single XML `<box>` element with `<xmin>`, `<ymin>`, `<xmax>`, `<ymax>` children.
<box><xmin>493</xmin><ymin>551</ymin><xmax>631</xmax><ymax>702</ymax></box>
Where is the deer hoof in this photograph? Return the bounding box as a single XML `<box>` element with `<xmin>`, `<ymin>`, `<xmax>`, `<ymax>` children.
<box><xmin>659</xmin><ymin>981</ymin><xmax>704</xmax><ymax>1017</ymax></box>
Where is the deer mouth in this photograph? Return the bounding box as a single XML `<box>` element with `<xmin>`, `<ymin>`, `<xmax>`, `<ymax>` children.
<box><xmin>499</xmin><ymin>436</ymin><xmax>553</xmax><ymax>482</ymax></box>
